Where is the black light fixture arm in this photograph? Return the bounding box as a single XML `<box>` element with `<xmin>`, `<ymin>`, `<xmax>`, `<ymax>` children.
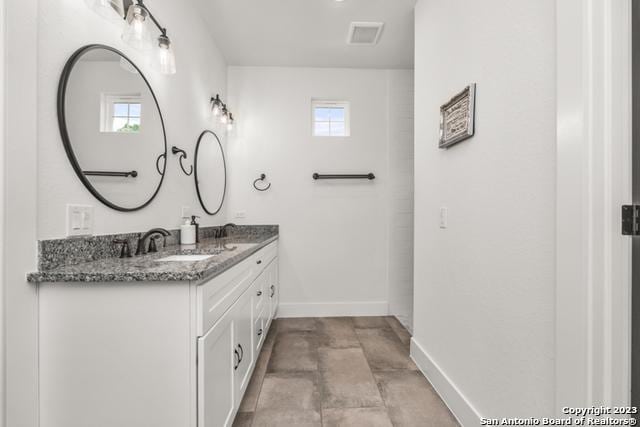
<box><xmin>133</xmin><ymin>0</ymin><xmax>167</xmax><ymax>35</ymax></box>
<box><xmin>172</xmin><ymin>146</ymin><xmax>193</xmax><ymax>176</ymax></box>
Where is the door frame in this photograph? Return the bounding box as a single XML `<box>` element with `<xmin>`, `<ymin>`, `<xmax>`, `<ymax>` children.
<box><xmin>556</xmin><ymin>0</ymin><xmax>632</xmax><ymax>411</ymax></box>
<box><xmin>0</xmin><ymin>0</ymin><xmax>5</xmax><ymax>424</ymax></box>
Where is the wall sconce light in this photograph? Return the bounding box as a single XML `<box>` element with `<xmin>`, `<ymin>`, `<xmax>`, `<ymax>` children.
<box><xmin>86</xmin><ymin>0</ymin><xmax>176</xmax><ymax>75</ymax></box>
<box><xmin>210</xmin><ymin>94</ymin><xmax>235</xmax><ymax>131</ymax></box>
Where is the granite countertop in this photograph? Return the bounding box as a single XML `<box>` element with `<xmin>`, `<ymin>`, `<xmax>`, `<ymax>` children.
<box><xmin>27</xmin><ymin>233</ymin><xmax>278</xmax><ymax>283</ymax></box>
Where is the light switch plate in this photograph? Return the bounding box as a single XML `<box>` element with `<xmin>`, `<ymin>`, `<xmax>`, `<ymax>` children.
<box><xmin>67</xmin><ymin>204</ymin><xmax>94</xmax><ymax>237</ymax></box>
<box><xmin>439</xmin><ymin>207</ymin><xmax>448</xmax><ymax>229</ymax></box>
<box><xmin>181</xmin><ymin>206</ymin><xmax>191</xmax><ymax>218</ymax></box>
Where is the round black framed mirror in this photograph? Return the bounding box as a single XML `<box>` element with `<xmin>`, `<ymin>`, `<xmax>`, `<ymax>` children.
<box><xmin>58</xmin><ymin>44</ymin><xmax>167</xmax><ymax>212</ymax></box>
<box><xmin>194</xmin><ymin>130</ymin><xmax>227</xmax><ymax>215</ymax></box>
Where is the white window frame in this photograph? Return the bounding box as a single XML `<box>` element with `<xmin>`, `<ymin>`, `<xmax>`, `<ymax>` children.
<box><xmin>100</xmin><ymin>93</ymin><xmax>142</xmax><ymax>133</ymax></box>
<box><xmin>311</xmin><ymin>100</ymin><xmax>351</xmax><ymax>137</ymax></box>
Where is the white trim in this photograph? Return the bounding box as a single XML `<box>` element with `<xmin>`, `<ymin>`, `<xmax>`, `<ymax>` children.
<box><xmin>277</xmin><ymin>301</ymin><xmax>388</xmax><ymax>318</ymax></box>
<box><xmin>4</xmin><ymin>0</ymin><xmax>39</xmax><ymax>426</ymax></box>
<box><xmin>556</xmin><ymin>0</ymin><xmax>632</xmax><ymax>411</ymax></box>
<box><xmin>410</xmin><ymin>338</ymin><xmax>480</xmax><ymax>427</ymax></box>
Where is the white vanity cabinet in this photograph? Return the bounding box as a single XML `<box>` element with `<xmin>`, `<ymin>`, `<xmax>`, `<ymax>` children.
<box><xmin>39</xmin><ymin>241</ymin><xmax>279</xmax><ymax>427</ymax></box>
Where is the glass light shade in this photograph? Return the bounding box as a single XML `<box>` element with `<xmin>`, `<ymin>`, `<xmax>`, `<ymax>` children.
<box><xmin>85</xmin><ymin>0</ymin><xmax>125</xmax><ymax>22</ymax></box>
<box><xmin>220</xmin><ymin>110</ymin><xmax>229</xmax><ymax>124</ymax></box>
<box><xmin>157</xmin><ymin>35</ymin><xmax>176</xmax><ymax>75</ymax></box>
<box><xmin>211</xmin><ymin>96</ymin><xmax>222</xmax><ymax>116</ymax></box>
<box><xmin>122</xmin><ymin>4</ymin><xmax>153</xmax><ymax>51</ymax></box>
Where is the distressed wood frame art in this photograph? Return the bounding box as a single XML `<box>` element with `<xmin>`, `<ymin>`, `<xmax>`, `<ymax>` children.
<box><xmin>439</xmin><ymin>83</ymin><xmax>476</xmax><ymax>149</ymax></box>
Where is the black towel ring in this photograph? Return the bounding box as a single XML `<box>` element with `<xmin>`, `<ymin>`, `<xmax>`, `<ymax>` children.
<box><xmin>253</xmin><ymin>174</ymin><xmax>271</xmax><ymax>191</ymax></box>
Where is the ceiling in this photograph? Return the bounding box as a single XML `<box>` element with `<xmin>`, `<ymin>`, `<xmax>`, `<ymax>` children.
<box><xmin>193</xmin><ymin>0</ymin><xmax>416</xmax><ymax>69</ymax></box>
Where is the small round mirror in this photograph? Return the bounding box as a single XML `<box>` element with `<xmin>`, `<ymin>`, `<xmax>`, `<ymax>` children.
<box><xmin>58</xmin><ymin>44</ymin><xmax>167</xmax><ymax>211</ymax></box>
<box><xmin>194</xmin><ymin>130</ymin><xmax>227</xmax><ymax>215</ymax></box>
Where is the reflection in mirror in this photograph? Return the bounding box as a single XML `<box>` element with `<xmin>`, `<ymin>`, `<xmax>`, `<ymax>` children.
<box><xmin>59</xmin><ymin>45</ymin><xmax>167</xmax><ymax>211</ymax></box>
<box><xmin>194</xmin><ymin>130</ymin><xmax>227</xmax><ymax>215</ymax></box>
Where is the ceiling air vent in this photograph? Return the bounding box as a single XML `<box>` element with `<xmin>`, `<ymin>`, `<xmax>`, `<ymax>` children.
<box><xmin>347</xmin><ymin>22</ymin><xmax>385</xmax><ymax>45</ymax></box>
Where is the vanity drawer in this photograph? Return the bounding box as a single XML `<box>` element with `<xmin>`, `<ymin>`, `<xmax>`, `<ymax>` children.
<box><xmin>197</xmin><ymin>241</ymin><xmax>279</xmax><ymax>336</ymax></box>
<box><xmin>254</xmin><ymin>241</ymin><xmax>277</xmax><ymax>269</ymax></box>
<box><xmin>197</xmin><ymin>258</ymin><xmax>256</xmax><ymax>336</ymax></box>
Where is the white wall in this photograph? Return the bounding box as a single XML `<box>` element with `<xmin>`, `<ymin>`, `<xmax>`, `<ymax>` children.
<box><xmin>412</xmin><ymin>0</ymin><xmax>556</xmax><ymax>422</ymax></box>
<box><xmin>226</xmin><ymin>66</ymin><xmax>414</xmax><ymax>317</ymax></box>
<box><xmin>386</xmin><ymin>71</ymin><xmax>414</xmax><ymax>331</ymax></box>
<box><xmin>37</xmin><ymin>0</ymin><xmax>229</xmax><ymax>239</ymax></box>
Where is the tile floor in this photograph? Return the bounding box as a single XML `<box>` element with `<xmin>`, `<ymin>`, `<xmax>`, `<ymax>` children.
<box><xmin>233</xmin><ymin>316</ymin><xmax>459</xmax><ymax>427</ymax></box>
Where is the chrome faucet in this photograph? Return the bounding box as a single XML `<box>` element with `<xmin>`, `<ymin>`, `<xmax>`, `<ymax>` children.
<box><xmin>135</xmin><ymin>228</ymin><xmax>171</xmax><ymax>256</ymax></box>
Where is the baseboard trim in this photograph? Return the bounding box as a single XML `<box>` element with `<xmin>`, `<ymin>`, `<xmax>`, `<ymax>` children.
<box><xmin>410</xmin><ymin>338</ymin><xmax>482</xmax><ymax>427</ymax></box>
<box><xmin>277</xmin><ymin>301</ymin><xmax>388</xmax><ymax>318</ymax></box>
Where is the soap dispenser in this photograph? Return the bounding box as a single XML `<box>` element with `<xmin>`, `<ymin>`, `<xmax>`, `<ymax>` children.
<box><xmin>180</xmin><ymin>217</ymin><xmax>196</xmax><ymax>245</ymax></box>
<box><xmin>191</xmin><ymin>215</ymin><xmax>200</xmax><ymax>243</ymax></box>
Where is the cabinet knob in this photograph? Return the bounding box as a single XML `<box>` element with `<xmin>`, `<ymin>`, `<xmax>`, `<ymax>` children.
<box><xmin>257</xmin><ymin>260</ymin><xmax>262</xmax><ymax>265</ymax></box>
<box><xmin>257</xmin><ymin>328</ymin><xmax>263</xmax><ymax>336</ymax></box>
<box><xmin>257</xmin><ymin>290</ymin><xmax>263</xmax><ymax>296</ymax></box>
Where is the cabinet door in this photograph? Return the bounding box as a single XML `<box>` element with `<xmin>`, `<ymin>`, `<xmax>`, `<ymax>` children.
<box><xmin>233</xmin><ymin>291</ymin><xmax>254</xmax><ymax>404</ymax></box>
<box><xmin>197</xmin><ymin>315</ymin><xmax>235</xmax><ymax>427</ymax></box>
<box><xmin>268</xmin><ymin>258</ymin><xmax>279</xmax><ymax>321</ymax></box>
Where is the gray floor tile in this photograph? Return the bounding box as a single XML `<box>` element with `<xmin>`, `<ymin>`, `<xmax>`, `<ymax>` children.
<box><xmin>316</xmin><ymin>317</ymin><xmax>360</xmax><ymax>349</ymax></box>
<box><xmin>385</xmin><ymin>316</ymin><xmax>412</xmax><ymax>348</ymax></box>
<box><xmin>374</xmin><ymin>371</ymin><xmax>459</xmax><ymax>427</ymax></box>
<box><xmin>252</xmin><ymin>409</ymin><xmax>321</xmax><ymax>427</ymax></box>
<box><xmin>252</xmin><ymin>372</ymin><xmax>322</xmax><ymax>426</ymax></box>
<box><xmin>355</xmin><ymin>328</ymin><xmax>417</xmax><ymax>371</ymax></box>
<box><xmin>318</xmin><ymin>347</ymin><xmax>384</xmax><ymax>409</ymax></box>
<box><xmin>322</xmin><ymin>407</ymin><xmax>394</xmax><ymax>427</ymax></box>
<box><xmin>352</xmin><ymin>316</ymin><xmax>392</xmax><ymax>329</ymax></box>
<box><xmin>232</xmin><ymin>411</ymin><xmax>253</xmax><ymax>427</ymax></box>
<box><xmin>276</xmin><ymin>317</ymin><xmax>318</xmax><ymax>332</ymax></box>
<box><xmin>256</xmin><ymin>372</ymin><xmax>321</xmax><ymax>411</ymax></box>
<box><xmin>267</xmin><ymin>331</ymin><xmax>318</xmax><ymax>372</ymax></box>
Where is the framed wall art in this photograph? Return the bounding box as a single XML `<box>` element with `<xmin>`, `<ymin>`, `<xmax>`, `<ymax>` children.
<box><xmin>439</xmin><ymin>83</ymin><xmax>476</xmax><ymax>149</ymax></box>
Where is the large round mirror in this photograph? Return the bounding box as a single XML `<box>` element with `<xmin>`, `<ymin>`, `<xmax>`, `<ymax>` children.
<box><xmin>194</xmin><ymin>130</ymin><xmax>227</xmax><ymax>215</ymax></box>
<box><xmin>58</xmin><ymin>44</ymin><xmax>167</xmax><ymax>211</ymax></box>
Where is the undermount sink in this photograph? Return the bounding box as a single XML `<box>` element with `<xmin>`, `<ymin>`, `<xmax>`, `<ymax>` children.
<box><xmin>156</xmin><ymin>254</ymin><xmax>215</xmax><ymax>262</ymax></box>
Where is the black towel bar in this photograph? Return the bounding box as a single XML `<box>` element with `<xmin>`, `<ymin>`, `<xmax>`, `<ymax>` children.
<box><xmin>312</xmin><ymin>173</ymin><xmax>375</xmax><ymax>180</ymax></box>
<box><xmin>83</xmin><ymin>170</ymin><xmax>138</xmax><ymax>178</ymax></box>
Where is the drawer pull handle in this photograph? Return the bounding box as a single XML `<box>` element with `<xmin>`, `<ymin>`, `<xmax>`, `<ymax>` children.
<box><xmin>257</xmin><ymin>260</ymin><xmax>262</xmax><ymax>265</ymax></box>
<box><xmin>234</xmin><ymin>349</ymin><xmax>240</xmax><ymax>370</ymax></box>
<box><xmin>238</xmin><ymin>344</ymin><xmax>244</xmax><ymax>363</ymax></box>
<box><xmin>257</xmin><ymin>328</ymin><xmax>263</xmax><ymax>336</ymax></box>
<box><xmin>270</xmin><ymin>285</ymin><xmax>275</xmax><ymax>297</ymax></box>
<box><xmin>257</xmin><ymin>290</ymin><xmax>263</xmax><ymax>296</ymax></box>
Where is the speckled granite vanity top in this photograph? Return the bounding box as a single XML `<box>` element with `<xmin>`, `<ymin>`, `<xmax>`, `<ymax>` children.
<box><xmin>26</xmin><ymin>225</ymin><xmax>278</xmax><ymax>283</ymax></box>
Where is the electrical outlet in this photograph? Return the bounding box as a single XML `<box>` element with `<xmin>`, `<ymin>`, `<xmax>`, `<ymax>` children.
<box><xmin>235</xmin><ymin>211</ymin><xmax>246</xmax><ymax>219</ymax></box>
<box><xmin>67</xmin><ymin>204</ymin><xmax>94</xmax><ymax>237</ymax></box>
<box><xmin>439</xmin><ymin>207</ymin><xmax>448</xmax><ymax>229</ymax></box>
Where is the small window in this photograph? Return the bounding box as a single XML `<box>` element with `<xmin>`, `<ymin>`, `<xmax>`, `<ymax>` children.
<box><xmin>312</xmin><ymin>100</ymin><xmax>350</xmax><ymax>137</ymax></box>
<box><xmin>101</xmin><ymin>94</ymin><xmax>142</xmax><ymax>133</ymax></box>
